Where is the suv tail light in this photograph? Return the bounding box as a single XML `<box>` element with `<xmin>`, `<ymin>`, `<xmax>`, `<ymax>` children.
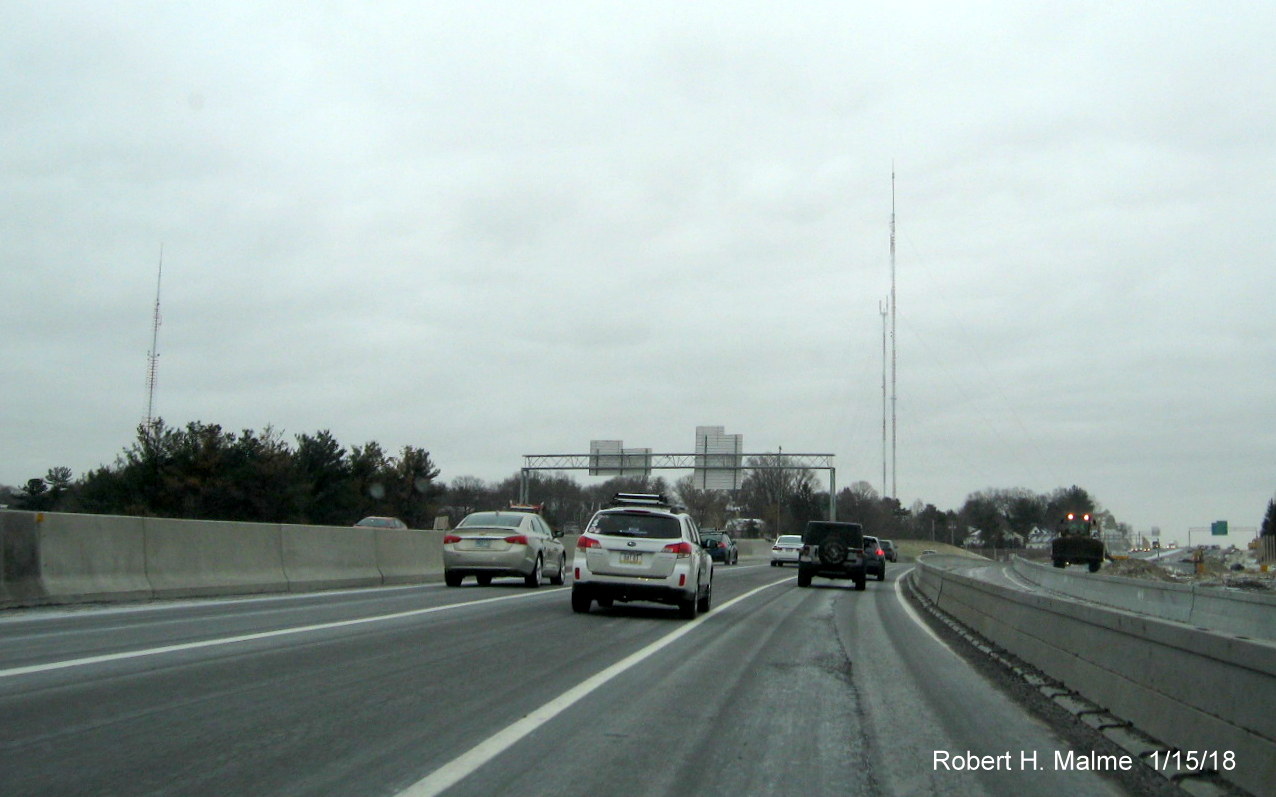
<box><xmin>504</xmin><ymin>535</ymin><xmax>529</xmax><ymax>545</ymax></box>
<box><xmin>577</xmin><ymin>536</ymin><xmax>601</xmax><ymax>550</ymax></box>
<box><xmin>663</xmin><ymin>541</ymin><xmax>693</xmax><ymax>558</ymax></box>
<box><xmin>443</xmin><ymin>534</ymin><xmax>461</xmax><ymax>544</ymax></box>
<box><xmin>876</xmin><ymin>548</ymin><xmax>884</xmax><ymax>557</ymax></box>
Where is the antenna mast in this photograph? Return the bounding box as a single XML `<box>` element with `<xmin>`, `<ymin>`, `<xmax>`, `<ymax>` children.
<box><xmin>889</xmin><ymin>168</ymin><xmax>898</xmax><ymax>501</ymax></box>
<box><xmin>144</xmin><ymin>245</ymin><xmax>163</xmax><ymax>437</ymax></box>
<box><xmin>880</xmin><ymin>298</ymin><xmax>888</xmax><ymax>498</ymax></box>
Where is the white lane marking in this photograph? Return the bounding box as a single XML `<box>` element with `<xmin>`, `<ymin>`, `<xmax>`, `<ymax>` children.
<box><xmin>894</xmin><ymin>568</ymin><xmax>960</xmax><ymax>658</ymax></box>
<box><xmin>0</xmin><ymin>582</ymin><xmax>447</xmax><ymax>625</ymax></box>
<box><xmin>0</xmin><ymin>589</ymin><xmax>564</xmax><ymax>680</ymax></box>
<box><xmin>398</xmin><ymin>577</ymin><xmax>792</xmax><ymax>797</ymax></box>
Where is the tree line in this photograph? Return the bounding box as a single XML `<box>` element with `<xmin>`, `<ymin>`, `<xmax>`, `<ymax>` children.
<box><xmin>1</xmin><ymin>419</ymin><xmax>1151</xmax><ymax>545</ymax></box>
<box><xmin>5</xmin><ymin>420</ymin><xmax>441</xmax><ymax>528</ymax></box>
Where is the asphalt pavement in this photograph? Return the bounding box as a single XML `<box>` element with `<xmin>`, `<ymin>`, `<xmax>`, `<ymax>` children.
<box><xmin>1</xmin><ymin>563</ymin><xmax>1149</xmax><ymax>796</ymax></box>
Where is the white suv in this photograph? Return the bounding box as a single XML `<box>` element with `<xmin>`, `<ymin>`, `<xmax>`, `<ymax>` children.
<box><xmin>571</xmin><ymin>493</ymin><xmax>713</xmax><ymax>619</ymax></box>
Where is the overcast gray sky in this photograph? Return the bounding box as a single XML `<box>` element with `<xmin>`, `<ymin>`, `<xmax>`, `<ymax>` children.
<box><xmin>4</xmin><ymin>2</ymin><xmax>1273</xmax><ymax>543</ymax></box>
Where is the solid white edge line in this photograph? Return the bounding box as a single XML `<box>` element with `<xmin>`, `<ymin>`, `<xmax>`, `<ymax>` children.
<box><xmin>0</xmin><ymin>589</ymin><xmax>564</xmax><ymax>679</ymax></box>
<box><xmin>397</xmin><ymin>576</ymin><xmax>792</xmax><ymax>797</ymax></box>
<box><xmin>894</xmin><ymin>567</ymin><xmax>960</xmax><ymax>657</ymax></box>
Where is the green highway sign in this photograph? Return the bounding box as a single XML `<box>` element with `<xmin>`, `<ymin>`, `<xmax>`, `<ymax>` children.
<box><xmin>1211</xmin><ymin>520</ymin><xmax>1228</xmax><ymax>536</ymax></box>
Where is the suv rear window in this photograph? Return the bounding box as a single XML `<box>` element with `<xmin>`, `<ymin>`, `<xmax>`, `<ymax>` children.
<box><xmin>591</xmin><ymin>512</ymin><xmax>681</xmax><ymax>539</ymax></box>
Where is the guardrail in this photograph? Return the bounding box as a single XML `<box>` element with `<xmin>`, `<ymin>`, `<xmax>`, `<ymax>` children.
<box><xmin>1010</xmin><ymin>556</ymin><xmax>1276</xmax><ymax>641</ymax></box>
<box><xmin>913</xmin><ymin>557</ymin><xmax>1275</xmax><ymax>796</ymax></box>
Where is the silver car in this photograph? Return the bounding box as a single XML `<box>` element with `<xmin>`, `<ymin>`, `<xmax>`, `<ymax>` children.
<box><xmin>354</xmin><ymin>516</ymin><xmax>408</xmax><ymax>530</ymax></box>
<box><xmin>443</xmin><ymin>510</ymin><xmax>567</xmax><ymax>587</ymax></box>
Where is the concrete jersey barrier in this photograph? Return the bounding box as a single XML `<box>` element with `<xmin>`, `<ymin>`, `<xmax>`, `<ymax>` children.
<box><xmin>145</xmin><ymin>516</ymin><xmax>289</xmax><ymax>599</ymax></box>
<box><xmin>39</xmin><ymin>513</ymin><xmax>151</xmax><ymax>602</ymax></box>
<box><xmin>0</xmin><ymin>510</ymin><xmax>448</xmax><ymax>608</ymax></box>
<box><xmin>914</xmin><ymin>558</ymin><xmax>1276</xmax><ymax>797</ymax></box>
<box><xmin>1011</xmin><ymin>556</ymin><xmax>1275</xmax><ymax>640</ymax></box>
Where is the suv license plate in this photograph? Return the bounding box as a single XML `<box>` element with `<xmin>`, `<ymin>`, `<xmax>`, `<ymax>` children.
<box><xmin>619</xmin><ymin>552</ymin><xmax>642</xmax><ymax>565</ymax></box>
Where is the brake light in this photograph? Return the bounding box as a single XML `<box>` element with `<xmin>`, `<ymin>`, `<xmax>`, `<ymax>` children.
<box><xmin>443</xmin><ymin>534</ymin><xmax>461</xmax><ymax>544</ymax></box>
<box><xmin>504</xmin><ymin>535</ymin><xmax>529</xmax><ymax>545</ymax></box>
<box><xmin>876</xmin><ymin>549</ymin><xmax>884</xmax><ymax>557</ymax></box>
<box><xmin>663</xmin><ymin>541</ymin><xmax>693</xmax><ymax>557</ymax></box>
<box><xmin>772</xmin><ymin>546</ymin><xmax>781</xmax><ymax>551</ymax></box>
<box><xmin>577</xmin><ymin>536</ymin><xmax>601</xmax><ymax>550</ymax></box>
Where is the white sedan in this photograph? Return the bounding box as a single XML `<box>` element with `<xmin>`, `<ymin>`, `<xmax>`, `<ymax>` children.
<box><xmin>770</xmin><ymin>534</ymin><xmax>804</xmax><ymax>567</ymax></box>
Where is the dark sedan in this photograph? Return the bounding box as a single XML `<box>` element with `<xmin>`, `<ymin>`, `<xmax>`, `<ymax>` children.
<box><xmin>700</xmin><ymin>530</ymin><xmax>739</xmax><ymax>565</ymax></box>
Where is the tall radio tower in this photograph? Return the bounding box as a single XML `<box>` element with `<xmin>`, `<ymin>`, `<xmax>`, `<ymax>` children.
<box><xmin>889</xmin><ymin>169</ymin><xmax>898</xmax><ymax>501</ymax></box>
<box><xmin>880</xmin><ymin>297</ymin><xmax>888</xmax><ymax>499</ymax></box>
<box><xmin>144</xmin><ymin>245</ymin><xmax>163</xmax><ymax>438</ymax></box>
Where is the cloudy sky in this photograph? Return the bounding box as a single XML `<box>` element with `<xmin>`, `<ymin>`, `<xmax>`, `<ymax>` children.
<box><xmin>4</xmin><ymin>2</ymin><xmax>1273</xmax><ymax>542</ymax></box>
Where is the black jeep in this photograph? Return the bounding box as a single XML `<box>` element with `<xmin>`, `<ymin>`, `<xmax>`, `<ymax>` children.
<box><xmin>797</xmin><ymin>521</ymin><xmax>867</xmax><ymax>590</ymax></box>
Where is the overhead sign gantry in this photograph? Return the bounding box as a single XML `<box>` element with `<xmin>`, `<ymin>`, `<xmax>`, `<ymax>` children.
<box><xmin>519</xmin><ymin>451</ymin><xmax>838</xmax><ymax>520</ymax></box>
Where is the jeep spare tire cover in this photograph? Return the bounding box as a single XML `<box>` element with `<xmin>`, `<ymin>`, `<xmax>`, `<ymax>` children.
<box><xmin>819</xmin><ymin>537</ymin><xmax>849</xmax><ymax>565</ymax></box>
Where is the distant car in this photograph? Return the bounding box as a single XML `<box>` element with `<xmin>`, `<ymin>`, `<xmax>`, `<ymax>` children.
<box><xmin>701</xmin><ymin>530</ymin><xmax>739</xmax><ymax>565</ymax></box>
<box><xmin>921</xmin><ymin>549</ymin><xmax>936</xmax><ymax>555</ymax></box>
<box><xmin>863</xmin><ymin>535</ymin><xmax>887</xmax><ymax>581</ymax></box>
<box><xmin>571</xmin><ymin>493</ymin><xmax>713</xmax><ymax>618</ymax></box>
<box><xmin>442</xmin><ymin>510</ymin><xmax>566</xmax><ymax>587</ymax></box>
<box><xmin>879</xmin><ymin>539</ymin><xmax>898</xmax><ymax>562</ymax></box>
<box><xmin>770</xmin><ymin>534</ymin><xmax>803</xmax><ymax>567</ymax></box>
<box><xmin>354</xmin><ymin>516</ymin><xmax>407</xmax><ymax>530</ymax></box>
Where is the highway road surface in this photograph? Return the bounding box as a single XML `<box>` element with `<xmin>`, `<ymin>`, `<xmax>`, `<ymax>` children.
<box><xmin>1</xmin><ymin>564</ymin><xmax>1169</xmax><ymax>796</ymax></box>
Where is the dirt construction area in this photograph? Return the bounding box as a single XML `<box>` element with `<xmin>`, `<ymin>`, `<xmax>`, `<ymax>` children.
<box><xmin>1104</xmin><ymin>546</ymin><xmax>1275</xmax><ymax>592</ymax></box>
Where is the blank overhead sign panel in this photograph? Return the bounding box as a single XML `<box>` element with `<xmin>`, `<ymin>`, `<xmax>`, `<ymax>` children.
<box><xmin>588</xmin><ymin>440</ymin><xmax>623</xmax><ymax>476</ymax></box>
<box><xmin>589</xmin><ymin>441</ymin><xmax>652</xmax><ymax>477</ymax></box>
<box><xmin>694</xmin><ymin>425</ymin><xmax>742</xmax><ymax>491</ymax></box>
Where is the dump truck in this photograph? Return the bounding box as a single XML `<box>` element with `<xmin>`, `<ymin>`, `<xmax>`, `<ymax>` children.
<box><xmin>1051</xmin><ymin>511</ymin><xmax>1105</xmax><ymax>572</ymax></box>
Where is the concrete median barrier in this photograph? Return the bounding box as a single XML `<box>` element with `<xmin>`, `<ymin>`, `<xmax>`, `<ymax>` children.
<box><xmin>282</xmin><ymin>524</ymin><xmax>382</xmax><ymax>592</ymax></box>
<box><xmin>736</xmin><ymin>540</ymin><xmax>774</xmax><ymax>558</ymax></box>
<box><xmin>916</xmin><ymin>559</ymin><xmax>1276</xmax><ymax>796</ymax></box>
<box><xmin>145</xmin><ymin>516</ymin><xmax>288</xmax><ymax>599</ymax></box>
<box><xmin>1</xmin><ymin>510</ymin><xmax>43</xmax><ymax>606</ymax></box>
<box><xmin>376</xmin><ymin>529</ymin><xmax>443</xmax><ymax>584</ymax></box>
<box><xmin>39</xmin><ymin>513</ymin><xmax>151</xmax><ymax>603</ymax></box>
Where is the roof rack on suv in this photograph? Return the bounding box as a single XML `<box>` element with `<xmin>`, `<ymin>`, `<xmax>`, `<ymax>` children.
<box><xmin>609</xmin><ymin>492</ymin><xmax>676</xmax><ymax>509</ymax></box>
